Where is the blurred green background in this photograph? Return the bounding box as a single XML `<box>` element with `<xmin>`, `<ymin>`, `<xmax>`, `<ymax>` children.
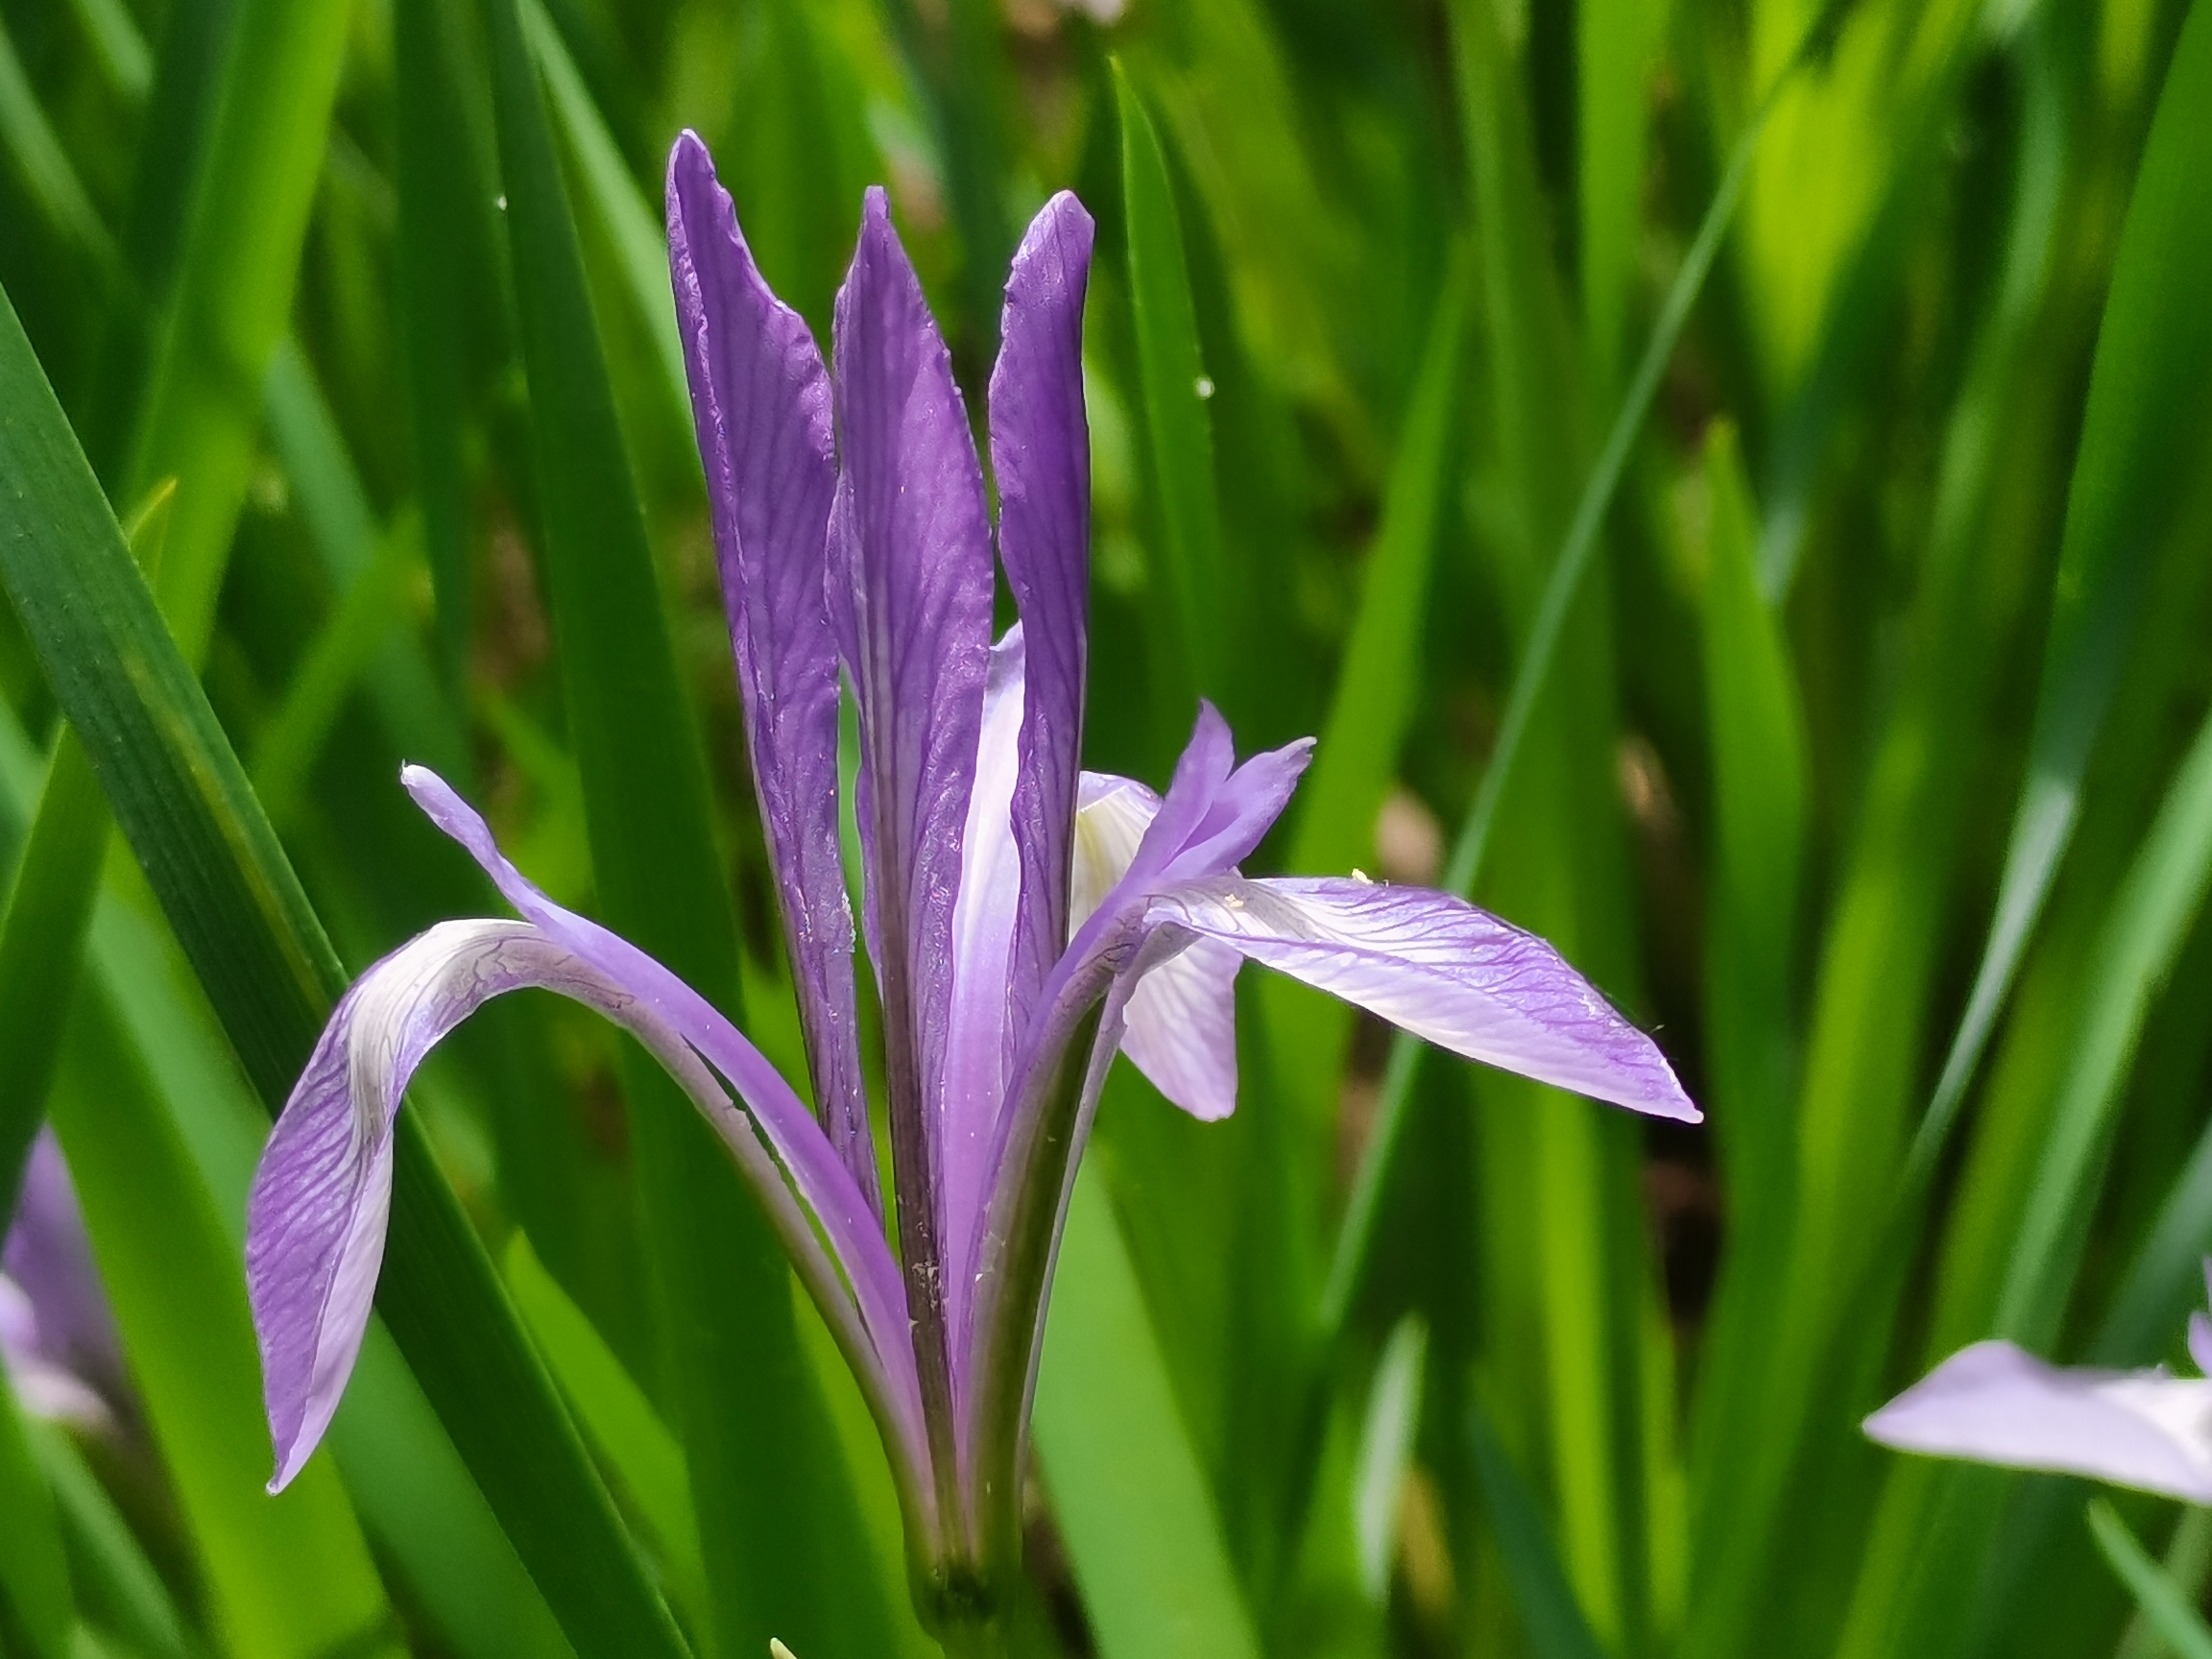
<box><xmin>3</xmin><ymin>0</ymin><xmax>2212</xmax><ymax>1653</ymax></box>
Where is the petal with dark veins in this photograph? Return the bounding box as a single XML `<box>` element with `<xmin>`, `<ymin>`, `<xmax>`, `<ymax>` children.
<box><xmin>1145</xmin><ymin>877</ymin><xmax>1696</xmax><ymax>1122</ymax></box>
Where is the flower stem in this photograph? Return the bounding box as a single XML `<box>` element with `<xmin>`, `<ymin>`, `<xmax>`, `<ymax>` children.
<box><xmin>934</xmin><ymin>1609</ymin><xmax>1009</xmax><ymax>1659</ymax></box>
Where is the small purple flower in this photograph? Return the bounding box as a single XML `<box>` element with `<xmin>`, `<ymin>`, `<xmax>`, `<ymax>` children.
<box><xmin>243</xmin><ymin>132</ymin><xmax>1695</xmax><ymax>1615</ymax></box>
<box><xmin>3</xmin><ymin>1130</ymin><xmax>124</xmax><ymax>1430</ymax></box>
<box><xmin>1865</xmin><ymin>1267</ymin><xmax>2212</xmax><ymax>1503</ymax></box>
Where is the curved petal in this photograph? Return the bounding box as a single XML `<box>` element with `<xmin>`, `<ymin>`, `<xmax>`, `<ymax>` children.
<box><xmin>830</xmin><ymin>188</ymin><xmax>994</xmax><ymax>1351</ymax></box>
<box><xmin>666</xmin><ymin>133</ymin><xmax>872</xmax><ymax>1203</ymax></box>
<box><xmin>1864</xmin><ymin>1340</ymin><xmax>2212</xmax><ymax>1503</ymax></box>
<box><xmin>992</xmin><ymin>193</ymin><xmax>1096</xmax><ymax>1053</ymax></box>
<box><xmin>251</xmin><ymin>921</ymin><xmax>546</xmax><ymax>1490</ymax></box>
<box><xmin>248</xmin><ymin>918</ymin><xmax>929</xmax><ymax>1507</ymax></box>
<box><xmin>1118</xmin><ymin>936</ymin><xmax>1240</xmax><ymax>1121</ymax></box>
<box><xmin>398</xmin><ymin>768</ymin><xmax>919</xmax><ymax>1437</ymax></box>
<box><xmin>1144</xmin><ymin>877</ymin><xmax>1697</xmax><ymax>1122</ymax></box>
<box><xmin>1069</xmin><ymin>770</ymin><xmax>1238</xmax><ymax>1118</ymax></box>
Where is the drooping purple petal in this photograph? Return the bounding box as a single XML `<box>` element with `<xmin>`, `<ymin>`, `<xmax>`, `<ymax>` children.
<box><xmin>942</xmin><ymin>627</ymin><xmax>1028</xmax><ymax>1363</ymax></box>
<box><xmin>828</xmin><ymin>188</ymin><xmax>994</xmax><ymax>1384</ymax></box>
<box><xmin>991</xmin><ymin>193</ymin><xmax>1096</xmax><ymax>1065</ymax></box>
<box><xmin>400</xmin><ymin>767</ymin><xmax>920</xmax><ymax>1437</ymax></box>
<box><xmin>1144</xmin><ymin>877</ymin><xmax>1698</xmax><ymax>1121</ymax></box>
<box><xmin>251</xmin><ymin>920</ymin><xmax>556</xmax><ymax>1489</ymax></box>
<box><xmin>666</xmin><ymin>133</ymin><xmax>874</xmax><ymax>1207</ymax></box>
<box><xmin>1863</xmin><ymin>1340</ymin><xmax>2212</xmax><ymax>1503</ymax></box>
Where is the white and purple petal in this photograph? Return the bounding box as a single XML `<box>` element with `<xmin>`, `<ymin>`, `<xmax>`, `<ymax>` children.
<box><xmin>398</xmin><ymin>767</ymin><xmax>918</xmax><ymax>1428</ymax></box>
<box><xmin>943</xmin><ymin>627</ymin><xmax>1029</xmax><ymax>1356</ymax></box>
<box><xmin>251</xmin><ymin>920</ymin><xmax>552</xmax><ymax>1490</ymax></box>
<box><xmin>666</xmin><ymin>133</ymin><xmax>873</xmax><ymax>1204</ymax></box>
<box><xmin>1069</xmin><ymin>770</ymin><xmax>1238</xmax><ymax>1119</ymax></box>
<box><xmin>1864</xmin><ymin>1340</ymin><xmax>2212</xmax><ymax>1503</ymax></box>
<box><xmin>991</xmin><ymin>194</ymin><xmax>1096</xmax><ymax>1059</ymax></box>
<box><xmin>1143</xmin><ymin>877</ymin><xmax>1697</xmax><ymax>1121</ymax></box>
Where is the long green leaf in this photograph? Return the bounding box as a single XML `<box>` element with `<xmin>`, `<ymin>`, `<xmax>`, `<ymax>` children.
<box><xmin>1915</xmin><ymin>0</ymin><xmax>2212</xmax><ymax>1174</ymax></box>
<box><xmin>504</xmin><ymin>1235</ymin><xmax>705</xmax><ymax>1614</ymax></box>
<box><xmin>1466</xmin><ymin>1393</ymin><xmax>1610</xmax><ymax>1659</ymax></box>
<box><xmin>1032</xmin><ymin>1163</ymin><xmax>1262</xmax><ymax>1659</ymax></box>
<box><xmin>1684</xmin><ymin>419</ymin><xmax>1808</xmax><ymax>1583</ymax></box>
<box><xmin>476</xmin><ymin>1</ymin><xmax>887</xmax><ymax>1649</ymax></box>
<box><xmin>0</xmin><ymin>1373</ymin><xmax>71</xmax><ymax>1659</ymax></box>
<box><xmin>1115</xmin><ymin>60</ymin><xmax>1227</xmax><ymax>728</ymax></box>
<box><xmin>1316</xmin><ymin>20</ymin><xmax>1781</xmax><ymax>1341</ymax></box>
<box><xmin>122</xmin><ymin>0</ymin><xmax>350</xmax><ymax>662</ymax></box>
<box><xmin>1994</xmin><ymin>700</ymin><xmax>2212</xmax><ymax>1346</ymax></box>
<box><xmin>31</xmin><ymin>1424</ymin><xmax>196</xmax><ymax>1659</ymax></box>
<box><xmin>2089</xmin><ymin>1503</ymin><xmax>2212</xmax><ymax>1659</ymax></box>
<box><xmin>0</xmin><ymin>280</ymin><xmax>690</xmax><ymax>1659</ymax></box>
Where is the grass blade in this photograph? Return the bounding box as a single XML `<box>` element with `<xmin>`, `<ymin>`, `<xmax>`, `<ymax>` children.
<box><xmin>1993</xmin><ymin>702</ymin><xmax>2212</xmax><ymax>1347</ymax></box>
<box><xmin>31</xmin><ymin>1424</ymin><xmax>196</xmax><ymax>1659</ymax></box>
<box><xmin>1914</xmin><ymin>0</ymin><xmax>2212</xmax><ymax>1174</ymax></box>
<box><xmin>1032</xmin><ymin>1163</ymin><xmax>1263</xmax><ymax>1659</ymax></box>
<box><xmin>2088</xmin><ymin>1502</ymin><xmax>2212</xmax><ymax>1659</ymax></box>
<box><xmin>0</xmin><ymin>482</ymin><xmax>169</xmax><ymax>1215</ymax></box>
<box><xmin>505</xmin><ymin>1234</ymin><xmax>706</xmax><ymax>1614</ymax></box>
<box><xmin>1466</xmin><ymin>1393</ymin><xmax>1610</xmax><ymax>1659</ymax></box>
<box><xmin>1684</xmin><ymin>419</ymin><xmax>1809</xmax><ymax>1583</ymax></box>
<box><xmin>0</xmin><ymin>1375</ymin><xmax>72</xmax><ymax>1659</ymax></box>
<box><xmin>1317</xmin><ymin>27</ymin><xmax>1778</xmax><ymax>1340</ymax></box>
<box><xmin>122</xmin><ymin>0</ymin><xmax>352</xmax><ymax>663</ymax></box>
<box><xmin>0</xmin><ymin>280</ymin><xmax>692</xmax><ymax>1659</ymax></box>
<box><xmin>1115</xmin><ymin>60</ymin><xmax>1227</xmax><ymax>725</ymax></box>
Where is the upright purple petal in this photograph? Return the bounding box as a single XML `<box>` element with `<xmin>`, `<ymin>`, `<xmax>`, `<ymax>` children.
<box><xmin>400</xmin><ymin>767</ymin><xmax>920</xmax><ymax>1435</ymax></box>
<box><xmin>1864</xmin><ymin>1340</ymin><xmax>2212</xmax><ymax>1503</ymax></box>
<box><xmin>828</xmin><ymin>189</ymin><xmax>994</xmax><ymax>1394</ymax></box>
<box><xmin>666</xmin><ymin>133</ymin><xmax>874</xmax><ymax>1207</ymax></box>
<box><xmin>991</xmin><ymin>193</ymin><xmax>1096</xmax><ymax>1064</ymax></box>
<box><xmin>1145</xmin><ymin>877</ymin><xmax>1698</xmax><ymax>1121</ymax></box>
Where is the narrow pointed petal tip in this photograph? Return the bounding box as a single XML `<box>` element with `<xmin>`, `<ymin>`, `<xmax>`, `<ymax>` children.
<box><xmin>1864</xmin><ymin>1339</ymin><xmax>2212</xmax><ymax>1503</ymax></box>
<box><xmin>1147</xmin><ymin>877</ymin><xmax>1697</xmax><ymax>1123</ymax></box>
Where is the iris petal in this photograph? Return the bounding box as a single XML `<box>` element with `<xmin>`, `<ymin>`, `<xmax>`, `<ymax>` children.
<box><xmin>829</xmin><ymin>189</ymin><xmax>994</xmax><ymax>1334</ymax></box>
<box><xmin>250</xmin><ymin>921</ymin><xmax>590</xmax><ymax>1489</ymax></box>
<box><xmin>943</xmin><ymin>628</ymin><xmax>1029</xmax><ymax>1357</ymax></box>
<box><xmin>1145</xmin><ymin>877</ymin><xmax>1697</xmax><ymax>1122</ymax></box>
<box><xmin>1864</xmin><ymin>1339</ymin><xmax>2212</xmax><ymax>1503</ymax></box>
<box><xmin>666</xmin><ymin>133</ymin><xmax>872</xmax><ymax>1203</ymax></box>
<box><xmin>992</xmin><ymin>193</ymin><xmax>1096</xmax><ymax>1060</ymax></box>
<box><xmin>399</xmin><ymin>767</ymin><xmax>920</xmax><ymax>1436</ymax></box>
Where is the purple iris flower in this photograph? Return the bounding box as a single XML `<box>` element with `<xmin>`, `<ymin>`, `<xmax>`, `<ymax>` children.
<box><xmin>242</xmin><ymin>132</ymin><xmax>1695</xmax><ymax>1621</ymax></box>
<box><xmin>3</xmin><ymin>1129</ymin><xmax>124</xmax><ymax>1430</ymax></box>
<box><xmin>1866</xmin><ymin>1266</ymin><xmax>2212</xmax><ymax>1503</ymax></box>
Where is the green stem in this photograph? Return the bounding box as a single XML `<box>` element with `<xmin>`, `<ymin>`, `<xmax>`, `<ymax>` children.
<box><xmin>934</xmin><ymin>1609</ymin><xmax>1009</xmax><ymax>1659</ymax></box>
